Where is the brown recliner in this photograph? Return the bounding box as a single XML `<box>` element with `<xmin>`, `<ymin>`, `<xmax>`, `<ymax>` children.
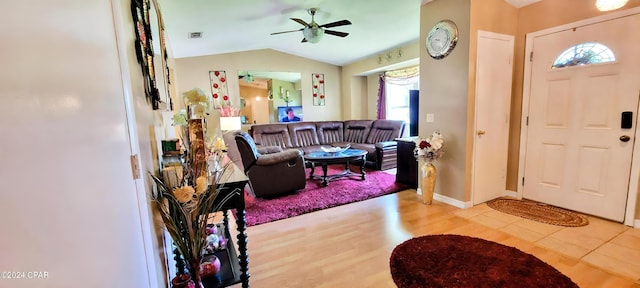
<box><xmin>234</xmin><ymin>131</ymin><xmax>306</xmax><ymax>198</ymax></box>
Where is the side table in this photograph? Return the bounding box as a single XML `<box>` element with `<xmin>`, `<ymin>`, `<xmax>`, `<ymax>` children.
<box><xmin>173</xmin><ymin>163</ymin><xmax>250</xmax><ymax>288</ymax></box>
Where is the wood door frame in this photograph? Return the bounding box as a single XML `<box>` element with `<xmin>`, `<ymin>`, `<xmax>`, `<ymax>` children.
<box><xmin>518</xmin><ymin>7</ymin><xmax>640</xmax><ymax>227</ymax></box>
<box><xmin>472</xmin><ymin>30</ymin><xmax>515</xmax><ymax>205</ymax></box>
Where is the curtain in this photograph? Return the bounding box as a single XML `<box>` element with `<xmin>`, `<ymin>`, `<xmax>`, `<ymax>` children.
<box><xmin>377</xmin><ymin>66</ymin><xmax>420</xmax><ymax>120</ymax></box>
<box><xmin>377</xmin><ymin>75</ymin><xmax>386</xmax><ymax>119</ymax></box>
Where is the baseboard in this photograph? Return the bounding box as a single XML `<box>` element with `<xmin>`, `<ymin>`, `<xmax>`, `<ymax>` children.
<box><xmin>504</xmin><ymin>190</ymin><xmax>517</xmax><ymax>198</ymax></box>
<box><xmin>433</xmin><ymin>193</ymin><xmax>473</xmax><ymax>209</ymax></box>
<box><xmin>415</xmin><ymin>190</ymin><xmax>472</xmax><ymax>208</ymax></box>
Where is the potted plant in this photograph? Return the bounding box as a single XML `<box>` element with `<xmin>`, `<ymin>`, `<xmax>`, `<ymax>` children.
<box><xmin>151</xmin><ymin>88</ymin><xmax>240</xmax><ymax>287</ymax></box>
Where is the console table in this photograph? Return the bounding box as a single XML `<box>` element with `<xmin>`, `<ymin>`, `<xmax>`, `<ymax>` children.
<box><xmin>395</xmin><ymin>138</ymin><xmax>418</xmax><ymax>189</ymax></box>
<box><xmin>172</xmin><ymin>163</ymin><xmax>250</xmax><ymax>288</ymax></box>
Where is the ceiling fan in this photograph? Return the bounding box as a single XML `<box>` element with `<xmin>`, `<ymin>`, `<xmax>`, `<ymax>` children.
<box><xmin>270</xmin><ymin>8</ymin><xmax>352</xmax><ymax>43</ymax></box>
<box><xmin>238</xmin><ymin>72</ymin><xmax>254</xmax><ymax>83</ymax></box>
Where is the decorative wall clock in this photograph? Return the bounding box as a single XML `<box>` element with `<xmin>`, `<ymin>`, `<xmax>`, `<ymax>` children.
<box><xmin>425</xmin><ymin>19</ymin><xmax>458</xmax><ymax>60</ymax></box>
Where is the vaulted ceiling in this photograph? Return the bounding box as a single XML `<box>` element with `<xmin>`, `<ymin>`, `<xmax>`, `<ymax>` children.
<box><xmin>156</xmin><ymin>0</ymin><xmax>541</xmax><ymax>66</ymax></box>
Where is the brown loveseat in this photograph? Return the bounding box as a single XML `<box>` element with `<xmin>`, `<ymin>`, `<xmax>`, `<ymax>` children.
<box><xmin>249</xmin><ymin>120</ymin><xmax>405</xmax><ymax>170</ymax></box>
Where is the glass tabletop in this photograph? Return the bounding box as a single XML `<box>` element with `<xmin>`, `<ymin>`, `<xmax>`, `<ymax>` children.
<box><xmin>304</xmin><ymin>148</ymin><xmax>367</xmax><ymax>160</ymax></box>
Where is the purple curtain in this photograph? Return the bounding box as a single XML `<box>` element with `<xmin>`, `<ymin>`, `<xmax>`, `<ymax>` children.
<box><xmin>377</xmin><ymin>75</ymin><xmax>386</xmax><ymax>119</ymax></box>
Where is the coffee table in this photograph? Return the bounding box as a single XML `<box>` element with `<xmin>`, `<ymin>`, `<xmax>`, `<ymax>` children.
<box><xmin>304</xmin><ymin>148</ymin><xmax>367</xmax><ymax>186</ymax></box>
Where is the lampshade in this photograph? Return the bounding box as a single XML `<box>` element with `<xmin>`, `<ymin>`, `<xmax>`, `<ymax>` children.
<box><xmin>303</xmin><ymin>26</ymin><xmax>324</xmax><ymax>43</ymax></box>
<box><xmin>596</xmin><ymin>0</ymin><xmax>628</xmax><ymax>11</ymax></box>
<box><xmin>220</xmin><ymin>116</ymin><xmax>241</xmax><ymax>131</ymax></box>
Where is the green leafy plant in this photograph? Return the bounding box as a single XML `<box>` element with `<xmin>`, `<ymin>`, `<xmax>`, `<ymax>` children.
<box><xmin>149</xmin><ymin>164</ymin><xmax>239</xmax><ymax>284</ymax></box>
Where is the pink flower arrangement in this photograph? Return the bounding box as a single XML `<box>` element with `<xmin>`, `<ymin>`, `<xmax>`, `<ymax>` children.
<box><xmin>218</xmin><ymin>105</ymin><xmax>240</xmax><ymax>117</ymax></box>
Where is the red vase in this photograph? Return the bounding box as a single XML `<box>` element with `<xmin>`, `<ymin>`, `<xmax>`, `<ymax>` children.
<box><xmin>187</xmin><ymin>259</ymin><xmax>204</xmax><ymax>288</ymax></box>
<box><xmin>171</xmin><ymin>274</ymin><xmax>191</xmax><ymax>288</ymax></box>
<box><xmin>200</xmin><ymin>255</ymin><xmax>221</xmax><ymax>277</ymax></box>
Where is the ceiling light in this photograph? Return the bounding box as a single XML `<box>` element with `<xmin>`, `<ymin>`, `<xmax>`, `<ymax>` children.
<box><xmin>595</xmin><ymin>0</ymin><xmax>628</xmax><ymax>11</ymax></box>
<box><xmin>303</xmin><ymin>26</ymin><xmax>324</xmax><ymax>43</ymax></box>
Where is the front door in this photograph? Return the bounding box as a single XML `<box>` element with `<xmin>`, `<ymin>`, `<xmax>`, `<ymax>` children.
<box><xmin>523</xmin><ymin>13</ymin><xmax>640</xmax><ymax>222</ymax></box>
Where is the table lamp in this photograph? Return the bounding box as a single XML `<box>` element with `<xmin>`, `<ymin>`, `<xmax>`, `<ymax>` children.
<box><xmin>220</xmin><ymin>116</ymin><xmax>242</xmax><ymax>132</ymax></box>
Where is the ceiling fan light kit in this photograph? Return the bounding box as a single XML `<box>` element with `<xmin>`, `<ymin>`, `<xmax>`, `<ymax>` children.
<box><xmin>303</xmin><ymin>26</ymin><xmax>324</xmax><ymax>43</ymax></box>
<box><xmin>270</xmin><ymin>7</ymin><xmax>351</xmax><ymax>44</ymax></box>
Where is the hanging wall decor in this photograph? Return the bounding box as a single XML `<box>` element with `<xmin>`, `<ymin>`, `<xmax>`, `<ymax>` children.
<box><xmin>312</xmin><ymin>73</ymin><xmax>325</xmax><ymax>106</ymax></box>
<box><xmin>131</xmin><ymin>0</ymin><xmax>161</xmax><ymax>109</ymax></box>
<box><xmin>209</xmin><ymin>71</ymin><xmax>230</xmax><ymax>109</ymax></box>
<box><xmin>151</xmin><ymin>0</ymin><xmax>172</xmax><ymax>111</ymax></box>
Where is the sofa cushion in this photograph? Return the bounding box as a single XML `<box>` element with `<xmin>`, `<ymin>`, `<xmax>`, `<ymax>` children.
<box><xmin>288</xmin><ymin>122</ymin><xmax>320</xmax><ymax>148</ymax></box>
<box><xmin>366</xmin><ymin>120</ymin><xmax>405</xmax><ymax>144</ymax></box>
<box><xmin>251</xmin><ymin>124</ymin><xmax>293</xmax><ymax>149</ymax></box>
<box><xmin>316</xmin><ymin>121</ymin><xmax>344</xmax><ymax>144</ymax></box>
<box><xmin>344</xmin><ymin>120</ymin><xmax>374</xmax><ymax>143</ymax></box>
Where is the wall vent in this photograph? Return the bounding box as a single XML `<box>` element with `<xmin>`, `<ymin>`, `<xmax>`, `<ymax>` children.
<box><xmin>188</xmin><ymin>32</ymin><xmax>203</xmax><ymax>39</ymax></box>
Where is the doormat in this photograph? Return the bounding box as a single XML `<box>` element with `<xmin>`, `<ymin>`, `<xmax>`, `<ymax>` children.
<box><xmin>486</xmin><ymin>197</ymin><xmax>589</xmax><ymax>227</ymax></box>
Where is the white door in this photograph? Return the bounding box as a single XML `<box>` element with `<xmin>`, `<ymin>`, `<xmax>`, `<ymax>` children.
<box><xmin>523</xmin><ymin>14</ymin><xmax>640</xmax><ymax>221</ymax></box>
<box><xmin>473</xmin><ymin>31</ymin><xmax>514</xmax><ymax>205</ymax></box>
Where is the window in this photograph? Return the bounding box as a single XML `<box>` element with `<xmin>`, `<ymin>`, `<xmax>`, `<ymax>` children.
<box><xmin>552</xmin><ymin>42</ymin><xmax>615</xmax><ymax>69</ymax></box>
<box><xmin>383</xmin><ymin>66</ymin><xmax>419</xmax><ymax>125</ymax></box>
<box><xmin>385</xmin><ymin>76</ymin><xmax>418</xmax><ymax>125</ymax></box>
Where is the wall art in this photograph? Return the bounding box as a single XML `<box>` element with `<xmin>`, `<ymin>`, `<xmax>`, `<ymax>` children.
<box><xmin>312</xmin><ymin>73</ymin><xmax>325</xmax><ymax>106</ymax></box>
<box><xmin>209</xmin><ymin>71</ymin><xmax>230</xmax><ymax>108</ymax></box>
<box><xmin>151</xmin><ymin>0</ymin><xmax>172</xmax><ymax>110</ymax></box>
<box><xmin>131</xmin><ymin>0</ymin><xmax>160</xmax><ymax>109</ymax></box>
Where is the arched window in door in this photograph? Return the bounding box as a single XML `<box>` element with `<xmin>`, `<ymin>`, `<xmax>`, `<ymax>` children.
<box><xmin>552</xmin><ymin>42</ymin><xmax>615</xmax><ymax>69</ymax></box>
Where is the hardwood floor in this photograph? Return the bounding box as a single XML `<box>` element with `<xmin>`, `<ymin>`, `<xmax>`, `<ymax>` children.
<box><xmin>227</xmin><ymin>189</ymin><xmax>640</xmax><ymax>287</ymax></box>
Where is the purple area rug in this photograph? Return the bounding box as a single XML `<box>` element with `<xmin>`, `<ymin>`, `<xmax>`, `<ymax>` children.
<box><xmin>241</xmin><ymin>165</ymin><xmax>407</xmax><ymax>226</ymax></box>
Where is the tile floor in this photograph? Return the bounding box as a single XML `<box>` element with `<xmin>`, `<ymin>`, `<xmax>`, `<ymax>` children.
<box><xmin>454</xmin><ymin>204</ymin><xmax>640</xmax><ymax>281</ymax></box>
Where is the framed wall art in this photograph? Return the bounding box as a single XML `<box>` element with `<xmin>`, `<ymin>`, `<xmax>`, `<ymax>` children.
<box><xmin>209</xmin><ymin>71</ymin><xmax>230</xmax><ymax>108</ymax></box>
<box><xmin>131</xmin><ymin>0</ymin><xmax>161</xmax><ymax>109</ymax></box>
<box><xmin>150</xmin><ymin>0</ymin><xmax>172</xmax><ymax>110</ymax></box>
<box><xmin>312</xmin><ymin>73</ymin><xmax>325</xmax><ymax>106</ymax></box>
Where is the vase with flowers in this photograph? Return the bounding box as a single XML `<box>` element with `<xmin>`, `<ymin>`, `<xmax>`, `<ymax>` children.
<box><xmin>414</xmin><ymin>131</ymin><xmax>444</xmax><ymax>204</ymax></box>
<box><xmin>182</xmin><ymin>88</ymin><xmax>213</xmax><ymax>119</ymax></box>
<box><xmin>151</xmin><ymin>88</ymin><xmax>239</xmax><ymax>287</ymax></box>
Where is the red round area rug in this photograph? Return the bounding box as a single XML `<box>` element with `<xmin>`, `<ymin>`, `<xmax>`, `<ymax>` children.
<box><xmin>390</xmin><ymin>234</ymin><xmax>578</xmax><ymax>288</ymax></box>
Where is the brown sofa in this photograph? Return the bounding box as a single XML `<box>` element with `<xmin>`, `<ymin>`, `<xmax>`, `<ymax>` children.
<box><xmin>249</xmin><ymin>120</ymin><xmax>405</xmax><ymax>170</ymax></box>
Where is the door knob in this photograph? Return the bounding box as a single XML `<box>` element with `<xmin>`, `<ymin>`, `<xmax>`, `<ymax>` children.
<box><xmin>477</xmin><ymin>130</ymin><xmax>486</xmax><ymax>136</ymax></box>
<box><xmin>620</xmin><ymin>135</ymin><xmax>630</xmax><ymax>142</ymax></box>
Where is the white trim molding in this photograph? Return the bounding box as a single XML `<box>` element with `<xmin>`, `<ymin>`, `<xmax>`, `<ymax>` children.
<box><xmin>434</xmin><ymin>193</ymin><xmax>473</xmax><ymax>209</ymax></box>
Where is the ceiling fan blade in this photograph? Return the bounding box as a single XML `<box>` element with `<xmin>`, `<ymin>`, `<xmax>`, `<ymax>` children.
<box><xmin>324</xmin><ymin>29</ymin><xmax>349</xmax><ymax>37</ymax></box>
<box><xmin>290</xmin><ymin>18</ymin><xmax>310</xmax><ymax>27</ymax></box>
<box><xmin>319</xmin><ymin>19</ymin><xmax>352</xmax><ymax>29</ymax></box>
<box><xmin>270</xmin><ymin>28</ymin><xmax>304</xmax><ymax>35</ymax></box>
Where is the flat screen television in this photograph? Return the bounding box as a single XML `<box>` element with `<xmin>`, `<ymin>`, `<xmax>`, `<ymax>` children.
<box><xmin>277</xmin><ymin>106</ymin><xmax>303</xmax><ymax>123</ymax></box>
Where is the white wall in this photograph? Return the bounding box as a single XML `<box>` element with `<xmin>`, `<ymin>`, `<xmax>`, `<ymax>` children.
<box><xmin>173</xmin><ymin>49</ymin><xmax>341</xmax><ymax>132</ymax></box>
<box><xmin>0</xmin><ymin>1</ymin><xmax>161</xmax><ymax>287</ymax></box>
<box><xmin>341</xmin><ymin>41</ymin><xmax>420</xmax><ymax>120</ymax></box>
